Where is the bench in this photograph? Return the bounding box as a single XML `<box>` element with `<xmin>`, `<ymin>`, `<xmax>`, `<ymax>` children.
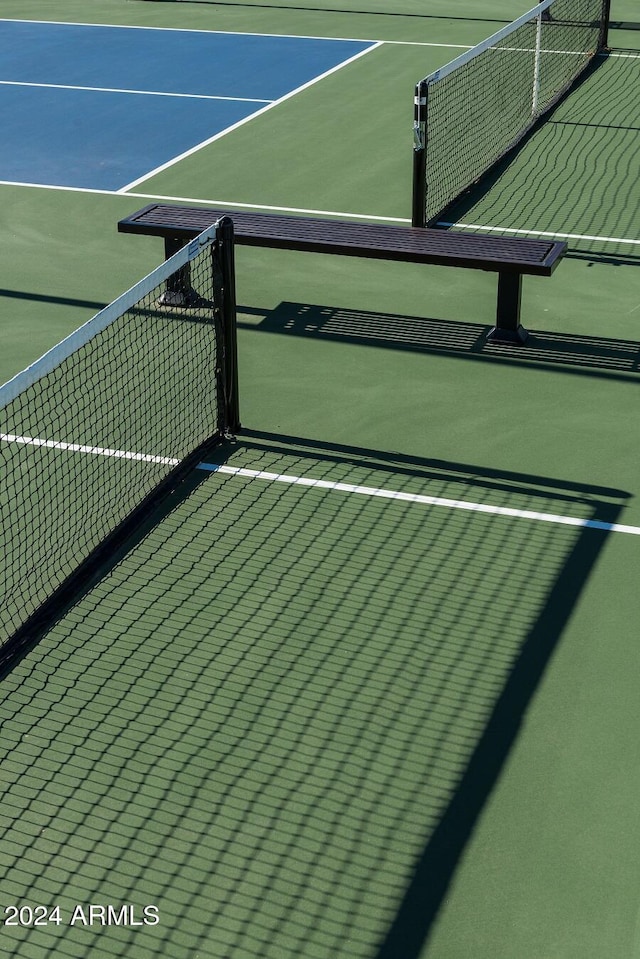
<box><xmin>118</xmin><ymin>204</ymin><xmax>568</xmax><ymax>344</ymax></box>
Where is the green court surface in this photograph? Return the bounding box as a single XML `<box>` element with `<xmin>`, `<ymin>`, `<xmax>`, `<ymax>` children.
<box><xmin>1</xmin><ymin>2</ymin><xmax>639</xmax><ymax>958</ymax></box>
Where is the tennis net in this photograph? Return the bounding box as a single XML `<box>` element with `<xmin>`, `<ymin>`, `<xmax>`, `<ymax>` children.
<box><xmin>0</xmin><ymin>216</ymin><xmax>239</xmax><ymax>665</ymax></box>
<box><xmin>412</xmin><ymin>0</ymin><xmax>611</xmax><ymax>227</ymax></box>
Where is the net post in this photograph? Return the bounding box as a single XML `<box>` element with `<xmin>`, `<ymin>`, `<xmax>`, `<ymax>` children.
<box><xmin>487</xmin><ymin>272</ymin><xmax>528</xmax><ymax>344</ymax></box>
<box><xmin>599</xmin><ymin>0</ymin><xmax>611</xmax><ymax>49</ymax></box>
<box><xmin>411</xmin><ymin>81</ymin><xmax>427</xmax><ymax>228</ymax></box>
<box><xmin>216</xmin><ymin>216</ymin><xmax>240</xmax><ymax>434</ymax></box>
<box><xmin>531</xmin><ymin>11</ymin><xmax>543</xmax><ymax>116</ymax></box>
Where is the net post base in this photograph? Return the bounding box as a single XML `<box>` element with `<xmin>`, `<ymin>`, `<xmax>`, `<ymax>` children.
<box><xmin>487</xmin><ymin>272</ymin><xmax>528</xmax><ymax>344</ymax></box>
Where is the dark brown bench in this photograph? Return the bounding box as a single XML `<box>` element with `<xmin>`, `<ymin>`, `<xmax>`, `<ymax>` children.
<box><xmin>118</xmin><ymin>204</ymin><xmax>568</xmax><ymax>343</ymax></box>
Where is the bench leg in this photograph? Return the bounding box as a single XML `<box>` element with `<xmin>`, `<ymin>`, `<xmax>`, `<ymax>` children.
<box><xmin>487</xmin><ymin>272</ymin><xmax>528</xmax><ymax>344</ymax></box>
<box><xmin>160</xmin><ymin>235</ymin><xmax>194</xmax><ymax>305</ymax></box>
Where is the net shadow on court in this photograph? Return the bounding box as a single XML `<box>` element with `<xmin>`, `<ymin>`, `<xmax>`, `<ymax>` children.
<box><xmin>0</xmin><ymin>289</ymin><xmax>108</xmax><ymax>314</ymax></box>
<box><xmin>426</xmin><ymin>50</ymin><xmax>608</xmax><ymax>227</ymax></box>
<box><xmin>438</xmin><ymin>53</ymin><xmax>639</xmax><ymax>251</ymax></box>
<box><xmin>238</xmin><ymin>303</ymin><xmax>640</xmax><ymax>381</ymax></box>
<box><xmin>412</xmin><ymin>0</ymin><xmax>610</xmax><ymax>227</ymax></box>
<box><xmin>0</xmin><ymin>431</ymin><xmax>626</xmax><ymax>959</ymax></box>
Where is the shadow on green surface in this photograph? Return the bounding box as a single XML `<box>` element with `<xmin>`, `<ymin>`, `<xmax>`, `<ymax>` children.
<box><xmin>374</xmin><ymin>501</ymin><xmax>619</xmax><ymax>958</ymax></box>
<box><xmin>0</xmin><ymin>287</ymin><xmax>107</xmax><ymax>313</ymax></box>
<box><xmin>209</xmin><ymin>430</ymin><xmax>627</xmax><ymax>959</ymax></box>
<box><xmin>238</xmin><ymin>302</ymin><xmax>640</xmax><ymax>381</ymax></box>
<box><xmin>134</xmin><ymin>0</ymin><xmax>506</xmax><ymax>21</ymax></box>
<box><xmin>1</xmin><ymin>428</ymin><xmax>628</xmax><ymax>959</ymax></box>
<box><xmin>0</xmin><ymin>444</ymin><xmax>214</xmax><ymax>680</ymax></box>
<box><xmin>437</xmin><ymin>52</ymin><xmax>639</xmax><ymax>248</ymax></box>
<box><xmin>237</xmin><ymin>429</ymin><xmax>630</xmax><ymax>501</ymax></box>
<box><xmin>567</xmin><ymin>250</ymin><xmax>640</xmax><ymax>267</ymax></box>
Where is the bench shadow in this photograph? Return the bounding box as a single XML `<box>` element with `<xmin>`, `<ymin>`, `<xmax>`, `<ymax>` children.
<box><xmin>566</xmin><ymin>249</ymin><xmax>640</xmax><ymax>267</ymax></box>
<box><xmin>238</xmin><ymin>302</ymin><xmax>640</xmax><ymax>382</ymax></box>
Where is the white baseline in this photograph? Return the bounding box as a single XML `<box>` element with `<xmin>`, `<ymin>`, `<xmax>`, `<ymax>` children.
<box><xmin>1</xmin><ymin>433</ymin><xmax>636</xmax><ymax>535</ymax></box>
<box><xmin>197</xmin><ymin>463</ymin><xmax>640</xmax><ymax>536</ymax></box>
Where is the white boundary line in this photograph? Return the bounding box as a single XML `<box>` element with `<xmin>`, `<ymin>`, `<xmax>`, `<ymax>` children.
<box><xmin>2</xmin><ymin>17</ymin><xmax>638</xmax><ymax>53</ymax></box>
<box><xmin>116</xmin><ymin>41</ymin><xmax>382</xmax><ymax>193</ymax></box>
<box><xmin>0</xmin><ymin>180</ymin><xmax>412</xmax><ymax>220</ymax></box>
<box><xmin>437</xmin><ymin>220</ymin><xmax>640</xmax><ymax>246</ymax></box>
<box><xmin>0</xmin><ymin>79</ymin><xmax>272</xmax><ymax>103</ymax></box>
<box><xmin>0</xmin><ymin>17</ymin><xmax>387</xmax><ymax>45</ymax></box>
<box><xmin>375</xmin><ymin>40</ymin><xmax>472</xmax><ymax>48</ymax></box>
<box><xmin>0</xmin><ymin>434</ymin><xmax>179</xmax><ymax>466</ymax></box>
<box><xmin>0</xmin><ymin>177</ymin><xmax>635</xmax><ymax>243</ymax></box>
<box><xmin>0</xmin><ymin>17</ymin><xmax>473</xmax><ymax>48</ymax></box>
<box><xmin>0</xmin><ymin>180</ymin><xmax>114</xmax><ymax>194</ymax></box>
<box><xmin>129</xmin><ymin>192</ymin><xmax>411</xmax><ymax>222</ymax></box>
<box><xmin>198</xmin><ymin>464</ymin><xmax>640</xmax><ymax>536</ymax></box>
<box><xmin>2</xmin><ymin>433</ymin><xmax>637</xmax><ymax>536</ymax></box>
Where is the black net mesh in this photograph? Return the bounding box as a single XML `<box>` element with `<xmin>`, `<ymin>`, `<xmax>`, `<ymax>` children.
<box><xmin>415</xmin><ymin>0</ymin><xmax>609</xmax><ymax>225</ymax></box>
<box><xmin>0</xmin><ymin>221</ymin><xmax>237</xmax><ymax>655</ymax></box>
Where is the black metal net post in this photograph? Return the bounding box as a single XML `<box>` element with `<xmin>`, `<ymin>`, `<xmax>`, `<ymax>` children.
<box><xmin>412</xmin><ymin>80</ymin><xmax>428</xmax><ymax>228</ymax></box>
<box><xmin>215</xmin><ymin>216</ymin><xmax>240</xmax><ymax>435</ymax></box>
<box><xmin>599</xmin><ymin>0</ymin><xmax>611</xmax><ymax>49</ymax></box>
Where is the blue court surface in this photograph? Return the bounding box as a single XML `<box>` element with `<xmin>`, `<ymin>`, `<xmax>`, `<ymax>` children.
<box><xmin>0</xmin><ymin>19</ymin><xmax>376</xmax><ymax>191</ymax></box>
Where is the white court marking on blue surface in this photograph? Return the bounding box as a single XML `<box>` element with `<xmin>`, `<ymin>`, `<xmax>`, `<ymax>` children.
<box><xmin>0</xmin><ymin>80</ymin><xmax>272</xmax><ymax>103</ymax></box>
<box><xmin>118</xmin><ymin>40</ymin><xmax>382</xmax><ymax>192</ymax></box>
<box><xmin>0</xmin><ymin>19</ymin><xmax>381</xmax><ymax>192</ymax></box>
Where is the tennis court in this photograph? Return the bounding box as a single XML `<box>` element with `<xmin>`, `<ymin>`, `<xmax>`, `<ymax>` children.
<box><xmin>1</xmin><ymin>1</ymin><xmax>639</xmax><ymax>958</ymax></box>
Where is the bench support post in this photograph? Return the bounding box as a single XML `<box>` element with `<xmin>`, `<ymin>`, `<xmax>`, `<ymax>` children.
<box><xmin>488</xmin><ymin>272</ymin><xmax>528</xmax><ymax>344</ymax></box>
<box><xmin>160</xmin><ymin>235</ymin><xmax>193</xmax><ymax>305</ymax></box>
